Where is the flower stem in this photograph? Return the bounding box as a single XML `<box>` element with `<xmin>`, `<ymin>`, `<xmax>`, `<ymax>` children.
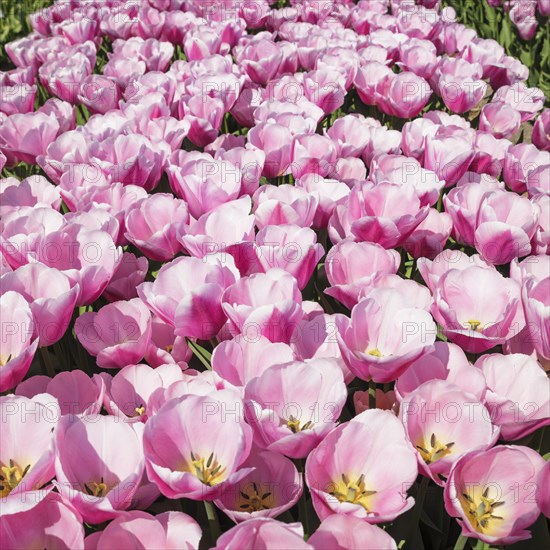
<box><xmin>40</xmin><ymin>347</ymin><xmax>56</xmax><ymax>377</ymax></box>
<box><xmin>368</xmin><ymin>379</ymin><xmax>377</xmax><ymax>410</ymax></box>
<box><xmin>453</xmin><ymin>534</ymin><xmax>469</xmax><ymax>550</ymax></box>
<box><xmin>297</xmin><ymin>459</ymin><xmax>310</xmax><ymax>537</ymax></box>
<box><xmin>405</xmin><ymin>476</ymin><xmax>429</xmax><ymax>547</ymax></box>
<box><xmin>204</xmin><ymin>500</ymin><xmax>221</xmax><ymax>545</ymax></box>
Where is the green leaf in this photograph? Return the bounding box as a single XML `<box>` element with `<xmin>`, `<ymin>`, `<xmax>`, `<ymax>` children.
<box><xmin>186</xmin><ymin>338</ymin><xmax>212</xmax><ymax>370</ymax></box>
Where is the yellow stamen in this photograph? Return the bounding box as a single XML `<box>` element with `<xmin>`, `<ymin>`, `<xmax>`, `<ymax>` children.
<box><xmin>415</xmin><ymin>433</ymin><xmax>455</xmax><ymax>465</ymax></box>
<box><xmin>460</xmin><ymin>486</ymin><xmax>505</xmax><ymax>534</ymax></box>
<box><xmin>189</xmin><ymin>452</ymin><xmax>226</xmax><ymax>486</ymax></box>
<box><xmin>329</xmin><ymin>473</ymin><xmax>377</xmax><ymax>512</ymax></box>
<box><xmin>237</xmin><ymin>481</ymin><xmax>274</xmax><ymax>512</ymax></box>
<box><xmin>134</xmin><ymin>405</ymin><xmax>146</xmax><ymax>416</ymax></box>
<box><xmin>367</xmin><ymin>348</ymin><xmax>383</xmax><ymax>357</ymax></box>
<box><xmin>84</xmin><ymin>477</ymin><xmax>109</xmax><ymax>497</ymax></box>
<box><xmin>466</xmin><ymin>320</ymin><xmax>482</xmax><ymax>332</ymax></box>
<box><xmin>0</xmin><ymin>459</ymin><xmax>30</xmax><ymax>498</ymax></box>
<box><xmin>286</xmin><ymin>415</ymin><xmax>314</xmax><ymax>434</ymax></box>
<box><xmin>0</xmin><ymin>354</ymin><xmax>12</xmax><ymax>367</ymax></box>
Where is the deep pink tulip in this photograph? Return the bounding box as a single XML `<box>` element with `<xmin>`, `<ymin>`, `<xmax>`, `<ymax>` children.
<box><xmin>75</xmin><ymin>298</ymin><xmax>152</xmax><ymax>370</ymax></box>
<box><xmin>245</xmin><ymin>358</ymin><xmax>347</xmax><ymax>459</ymax></box>
<box><xmin>403</xmin><ymin>208</ymin><xmax>453</xmax><ymax>260</ymax></box>
<box><xmin>532</xmin><ymin>108</ymin><xmax>550</xmax><ymax>151</ymax></box>
<box><xmin>306</xmin><ymin>409</ymin><xmax>418</xmax><ymax>523</ymax></box>
<box><xmin>503</xmin><ymin>143</ymin><xmax>549</xmax><ymax>194</ymax></box>
<box><xmin>236</xmin><ymin>39</ymin><xmax>283</xmax><ymax>85</ymax></box>
<box><xmin>103</xmin><ymin>252</ymin><xmax>148</xmax><ymax>303</ymax></box>
<box><xmin>143</xmin><ymin>392</ymin><xmax>253</xmax><ymax>500</ymax></box>
<box><xmin>444</xmin><ymin>446</ymin><xmax>545</xmax><ymax>545</ymax></box>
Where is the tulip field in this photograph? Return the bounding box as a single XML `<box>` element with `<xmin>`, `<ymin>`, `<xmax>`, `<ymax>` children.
<box><xmin>1</xmin><ymin>0</ymin><xmax>550</xmax><ymax>549</ymax></box>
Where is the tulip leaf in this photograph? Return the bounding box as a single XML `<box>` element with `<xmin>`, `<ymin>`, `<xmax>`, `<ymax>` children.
<box><xmin>186</xmin><ymin>338</ymin><xmax>212</xmax><ymax>370</ymax></box>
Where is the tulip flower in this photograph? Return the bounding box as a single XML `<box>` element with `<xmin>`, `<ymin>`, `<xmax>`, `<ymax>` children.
<box><xmin>214</xmin><ymin>446</ymin><xmax>302</xmax><ymax>523</ymax></box>
<box><xmin>245</xmin><ymin>358</ymin><xmax>347</xmax><ymax>458</ymax></box>
<box><xmin>522</xmin><ymin>276</ymin><xmax>550</xmax><ymax>361</ymax></box>
<box><xmin>143</xmin><ymin>392</ymin><xmax>253</xmax><ymax>500</ymax></box>
<box><xmin>444</xmin><ymin>446</ymin><xmax>545</xmax><ymax>545</ymax></box>
<box><xmin>306</xmin><ymin>409</ymin><xmax>418</xmax><ymax>523</ymax></box>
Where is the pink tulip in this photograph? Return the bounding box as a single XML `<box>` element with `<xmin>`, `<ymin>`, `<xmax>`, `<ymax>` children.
<box><xmin>378</xmin><ymin>72</ymin><xmax>433</xmax><ymax>118</ymax></box>
<box><xmin>474</xmin><ymin>189</ymin><xmax>540</xmax><ymax>264</ymax></box>
<box><xmin>396</xmin><ymin>342</ymin><xmax>487</xmax><ymax>402</ymax></box>
<box><xmin>245</xmin><ymin>358</ymin><xmax>347</xmax><ymax>458</ymax></box>
<box><xmin>306</xmin><ymin>409</ymin><xmax>418</xmax><ymax>523</ymax></box>
<box><xmin>178</xmin><ymin>197</ymin><xmax>255</xmax><ymax>260</ymax></box>
<box><xmin>479</xmin><ymin>102</ymin><xmax>522</xmax><ymax>139</ymax></box>
<box><xmin>103</xmin><ymin>252</ymin><xmax>148</xmax><ymax>303</ymax></box>
<box><xmin>78</xmin><ymin>75</ymin><xmax>122</xmax><ymax>115</ymax></box>
<box><xmin>213</xmin><ymin>518</ymin><xmax>311</xmax><ymax>550</ymax></box>
<box><xmin>418</xmin><ymin>250</ymin><xmax>494</xmax><ymax>294</ymax></box>
<box><xmin>85</xmin><ymin>510</ymin><xmax>202</xmax><ymax>550</ymax></box>
<box><xmin>124</xmin><ymin>193</ymin><xmax>188</xmax><ymax>262</ymax></box>
<box><xmin>475</xmin><ymin>353</ymin><xmax>549</xmax><ymax>440</ymax></box>
<box><xmin>339</xmin><ymin>288</ymin><xmax>436</xmax><ymax>383</ymax></box>
<box><xmin>432</xmin><ymin>266</ymin><xmax>525</xmax><ymax>353</ymax></box>
<box><xmin>0</xmin><ymin>111</ymin><xmax>61</xmax><ymax>165</ymax></box>
<box><xmin>214</xmin><ymin>446</ymin><xmax>302</xmax><ymax>523</ymax></box>
<box><xmin>17</xmin><ymin>370</ymin><xmax>104</xmax><ymax>416</ymax></box>
<box><xmin>211</xmin><ymin>335</ymin><xmax>295</xmax><ymax>390</ymax></box>
<box><xmin>179</xmin><ymin>95</ymin><xmax>225</xmax><ymax>147</ymax></box>
<box><xmin>403</xmin><ymin>208</ymin><xmax>453</xmax><ymax>259</ymax></box>
<box><xmin>0</xmin><ymin>492</ymin><xmax>84</xmax><ymax>549</ymax></box>
<box><xmin>0</xmin><ymin>395</ymin><xmax>58</xmax><ymax>515</ymax></box>
<box><xmin>221</xmin><ymin>269</ymin><xmax>303</xmax><ymax>343</ymax></box>
<box><xmin>532</xmin><ymin>108</ymin><xmax>550</xmax><ymax>151</ymax></box>
<box><xmin>1</xmin><ymin>264</ymin><xmax>79</xmax><ymax>347</ymax></box>
<box><xmin>503</xmin><ymin>143</ymin><xmax>549</xmax><ymax>194</ymax></box>
<box><xmin>400</xmin><ymin>380</ymin><xmax>498</xmax><ymax>485</ymax></box>
<box><xmin>290</xmin><ymin>313</ymin><xmax>353</xmax><ymax>384</ymax></box>
<box><xmin>253</xmin><ymin>184</ymin><xmax>319</xmax><ymax>230</ymax></box>
<box><xmin>143</xmin><ymin>392</ymin><xmax>253</xmax><ymax>500</ymax></box>
<box><xmin>303</xmin><ymin>68</ymin><xmax>346</xmax><ymax>114</ymax></box>
<box><xmin>444</xmin><ymin>446</ymin><xmax>545</xmax><ymax>545</ymax></box>
<box><xmin>325</xmin><ymin>239</ymin><xmax>400</xmax><ymax>309</ymax></box>
<box><xmin>493</xmin><ymin>82</ymin><xmax>545</xmax><ymax>122</ymax></box>
<box><xmin>102</xmin><ymin>363</ymin><xmax>183</xmax><ymax>423</ymax></box>
<box><xmin>522</xmin><ymin>276</ymin><xmax>550</xmax><ymax>361</ymax></box>
<box><xmin>254</xmin><ymin>224</ymin><xmax>325</xmax><ymax>290</ymax></box>
<box><xmin>143</xmin><ymin>315</ymin><xmax>191</xmax><ymax>369</ymax></box>
<box><xmin>537</xmin><ymin>460</ymin><xmax>550</xmax><ymax>518</ymax></box>
<box><xmin>0</xmin><ymin>291</ymin><xmax>38</xmax><ymax>393</ymax></box>
<box><xmin>54</xmin><ymin>414</ymin><xmax>147</xmax><ymax>524</ymax></box>
<box><xmin>308</xmin><ymin>514</ymin><xmax>398</xmax><ymax>549</ymax></box>
<box><xmin>236</xmin><ymin>39</ymin><xmax>283</xmax><ymax>85</ymax></box>
<box><xmin>247</xmin><ymin>121</ymin><xmax>294</xmax><ymax>178</ymax></box>
<box><xmin>75</xmin><ymin>298</ymin><xmax>152</xmax><ymax>370</ymax></box>
<box><xmin>290</xmin><ymin>134</ymin><xmax>338</xmax><ymax>179</ymax></box>
<box><xmin>326</xmin><ymin>114</ymin><xmax>377</xmax><ymax>158</ymax></box>
<box><xmin>138</xmin><ymin>255</ymin><xmax>239</xmax><ymax>340</ymax></box>
<box><xmin>0</xmin><ymin>175</ymin><xmax>61</xmax><ymax>216</ymax></box>
<box><xmin>167</xmin><ymin>151</ymin><xmax>241</xmax><ymax>219</ymax></box>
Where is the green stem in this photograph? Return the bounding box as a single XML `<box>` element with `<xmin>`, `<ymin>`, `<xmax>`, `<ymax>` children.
<box><xmin>297</xmin><ymin>459</ymin><xmax>310</xmax><ymax>536</ymax></box>
<box><xmin>39</xmin><ymin>347</ymin><xmax>56</xmax><ymax>378</ymax></box>
<box><xmin>204</xmin><ymin>500</ymin><xmax>221</xmax><ymax>544</ymax></box>
<box><xmin>405</xmin><ymin>476</ymin><xmax>430</xmax><ymax>548</ymax></box>
<box><xmin>453</xmin><ymin>534</ymin><xmax>469</xmax><ymax>550</ymax></box>
<box><xmin>368</xmin><ymin>379</ymin><xmax>377</xmax><ymax>410</ymax></box>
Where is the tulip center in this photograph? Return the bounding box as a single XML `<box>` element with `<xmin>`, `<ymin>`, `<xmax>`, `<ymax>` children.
<box><xmin>460</xmin><ymin>486</ymin><xmax>505</xmax><ymax>534</ymax></box>
<box><xmin>134</xmin><ymin>404</ymin><xmax>146</xmax><ymax>417</ymax></box>
<box><xmin>0</xmin><ymin>353</ymin><xmax>12</xmax><ymax>367</ymax></box>
<box><xmin>286</xmin><ymin>415</ymin><xmax>313</xmax><ymax>433</ymax></box>
<box><xmin>237</xmin><ymin>481</ymin><xmax>273</xmax><ymax>512</ymax></box>
<box><xmin>164</xmin><ymin>345</ymin><xmax>173</xmax><ymax>353</ymax></box>
<box><xmin>84</xmin><ymin>477</ymin><xmax>110</xmax><ymax>497</ymax></box>
<box><xmin>190</xmin><ymin>452</ymin><xmax>226</xmax><ymax>486</ymax></box>
<box><xmin>0</xmin><ymin>459</ymin><xmax>31</xmax><ymax>498</ymax></box>
<box><xmin>367</xmin><ymin>348</ymin><xmax>383</xmax><ymax>357</ymax></box>
<box><xmin>330</xmin><ymin>473</ymin><xmax>377</xmax><ymax>512</ymax></box>
<box><xmin>415</xmin><ymin>433</ymin><xmax>455</xmax><ymax>465</ymax></box>
<box><xmin>466</xmin><ymin>320</ymin><xmax>482</xmax><ymax>332</ymax></box>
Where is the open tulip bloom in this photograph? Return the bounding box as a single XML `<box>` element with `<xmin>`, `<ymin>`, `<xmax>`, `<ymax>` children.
<box><xmin>1</xmin><ymin>0</ymin><xmax>549</xmax><ymax>548</ymax></box>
